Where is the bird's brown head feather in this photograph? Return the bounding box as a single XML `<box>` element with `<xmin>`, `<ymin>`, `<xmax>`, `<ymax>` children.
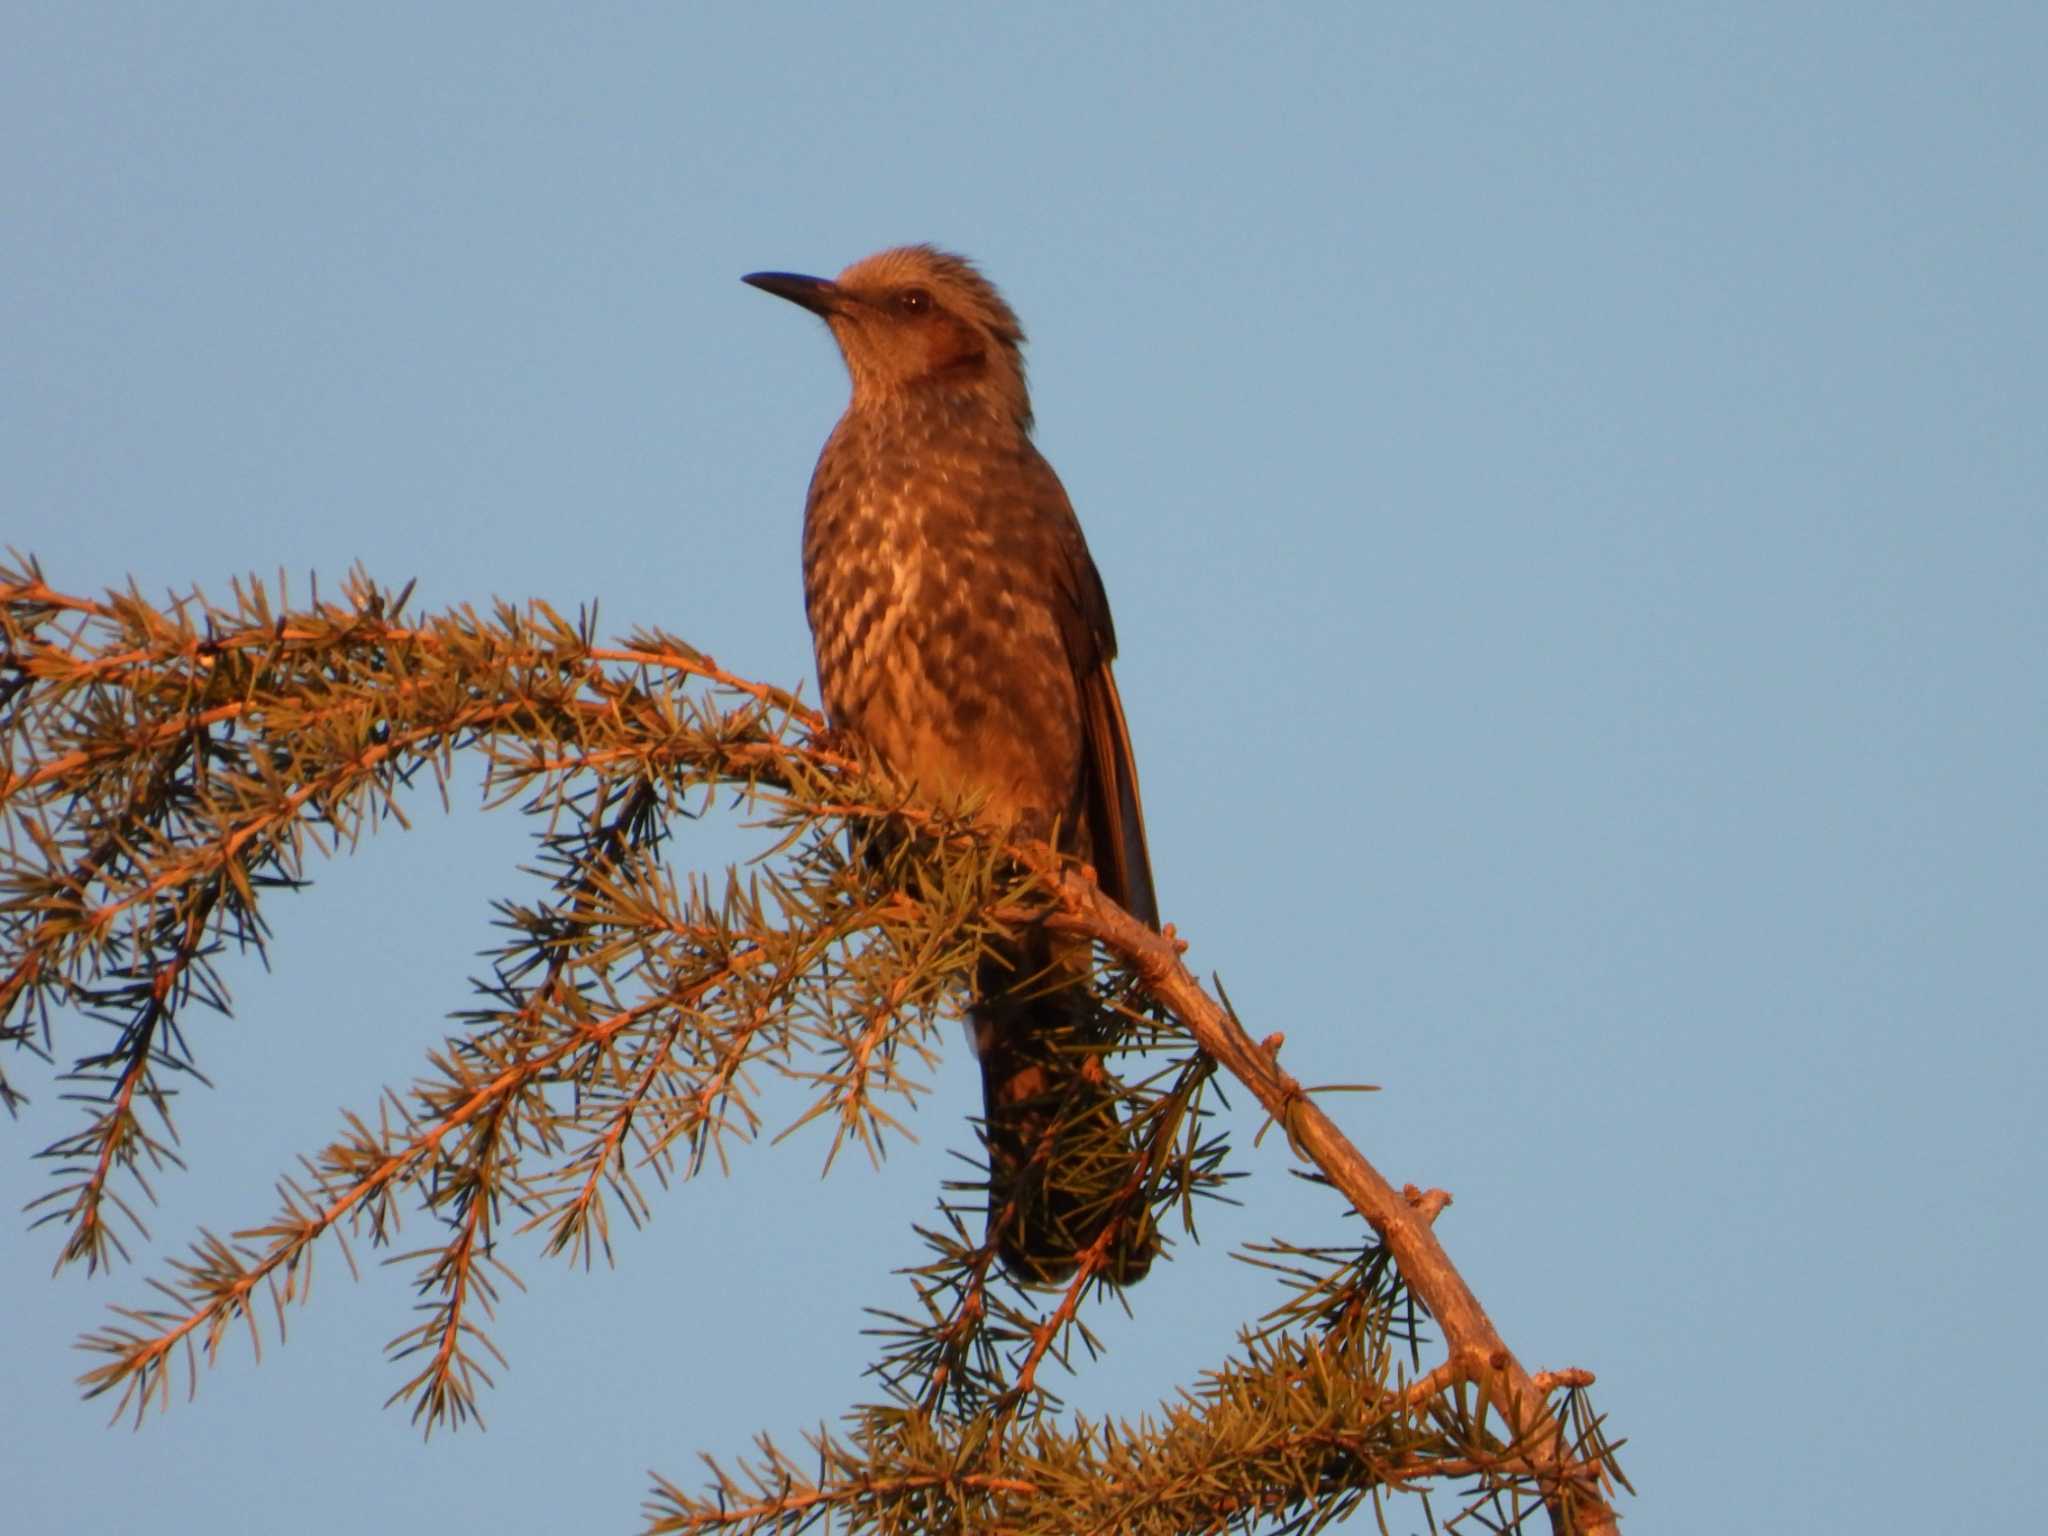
<box><xmin>745</xmin><ymin>244</ymin><xmax>1032</xmax><ymax>426</ymax></box>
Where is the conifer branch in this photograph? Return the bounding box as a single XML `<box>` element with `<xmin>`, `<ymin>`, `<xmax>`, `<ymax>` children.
<box><xmin>4</xmin><ymin>561</ymin><xmax>1626</xmax><ymax>1531</ymax></box>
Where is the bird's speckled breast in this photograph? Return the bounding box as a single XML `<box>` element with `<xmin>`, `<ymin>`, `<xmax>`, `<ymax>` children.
<box><xmin>801</xmin><ymin>397</ymin><xmax>1086</xmax><ymax>831</ymax></box>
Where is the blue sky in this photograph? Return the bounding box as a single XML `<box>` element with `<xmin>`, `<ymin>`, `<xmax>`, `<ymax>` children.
<box><xmin>5</xmin><ymin>7</ymin><xmax>2043</xmax><ymax>1532</ymax></box>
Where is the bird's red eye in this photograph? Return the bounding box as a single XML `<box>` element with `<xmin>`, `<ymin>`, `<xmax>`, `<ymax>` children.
<box><xmin>895</xmin><ymin>288</ymin><xmax>933</xmax><ymax>315</ymax></box>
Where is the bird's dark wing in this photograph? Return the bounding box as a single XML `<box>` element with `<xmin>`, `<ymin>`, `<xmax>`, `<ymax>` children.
<box><xmin>1017</xmin><ymin>442</ymin><xmax>1159</xmax><ymax>931</ymax></box>
<box><xmin>1079</xmin><ymin>659</ymin><xmax>1159</xmax><ymax>929</ymax></box>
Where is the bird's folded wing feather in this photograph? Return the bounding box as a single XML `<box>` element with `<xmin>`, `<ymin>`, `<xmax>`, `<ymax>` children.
<box><xmin>1080</xmin><ymin>662</ymin><xmax>1158</xmax><ymax>930</ymax></box>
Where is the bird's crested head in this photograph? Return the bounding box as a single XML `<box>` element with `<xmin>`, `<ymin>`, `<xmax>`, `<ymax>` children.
<box><xmin>744</xmin><ymin>245</ymin><xmax>1032</xmax><ymax>426</ymax></box>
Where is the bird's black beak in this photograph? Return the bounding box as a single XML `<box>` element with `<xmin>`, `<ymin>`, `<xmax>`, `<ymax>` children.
<box><xmin>742</xmin><ymin>271</ymin><xmax>841</xmax><ymax>319</ymax></box>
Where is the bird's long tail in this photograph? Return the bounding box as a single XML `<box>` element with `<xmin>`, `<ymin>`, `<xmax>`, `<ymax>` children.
<box><xmin>972</xmin><ymin>933</ymin><xmax>1156</xmax><ymax>1286</ymax></box>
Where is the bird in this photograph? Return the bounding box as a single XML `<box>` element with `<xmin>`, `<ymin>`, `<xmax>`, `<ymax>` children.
<box><xmin>743</xmin><ymin>245</ymin><xmax>1158</xmax><ymax>1285</ymax></box>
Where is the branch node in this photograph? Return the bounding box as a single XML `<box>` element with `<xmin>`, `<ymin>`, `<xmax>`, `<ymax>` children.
<box><xmin>1401</xmin><ymin>1184</ymin><xmax>1453</xmax><ymax>1224</ymax></box>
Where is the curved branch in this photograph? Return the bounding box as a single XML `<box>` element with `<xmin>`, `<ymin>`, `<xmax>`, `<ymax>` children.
<box><xmin>1045</xmin><ymin>867</ymin><xmax>1621</xmax><ymax>1536</ymax></box>
<box><xmin>9</xmin><ymin>563</ymin><xmax>1621</xmax><ymax>1527</ymax></box>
